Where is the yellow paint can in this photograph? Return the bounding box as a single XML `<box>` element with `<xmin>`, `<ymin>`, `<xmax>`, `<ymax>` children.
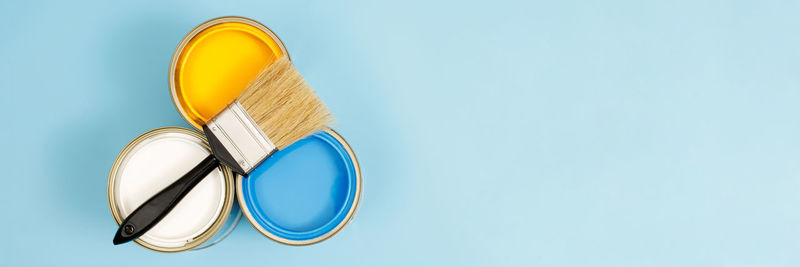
<box><xmin>169</xmin><ymin>16</ymin><xmax>288</xmax><ymax>129</ymax></box>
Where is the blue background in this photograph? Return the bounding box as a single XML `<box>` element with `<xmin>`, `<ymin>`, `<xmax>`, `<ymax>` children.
<box><xmin>1</xmin><ymin>0</ymin><xmax>799</xmax><ymax>266</ymax></box>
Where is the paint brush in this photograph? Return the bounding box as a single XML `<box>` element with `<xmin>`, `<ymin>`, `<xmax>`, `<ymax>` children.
<box><xmin>113</xmin><ymin>56</ymin><xmax>333</xmax><ymax>245</ymax></box>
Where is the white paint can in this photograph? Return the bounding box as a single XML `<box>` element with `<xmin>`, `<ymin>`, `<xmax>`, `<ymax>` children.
<box><xmin>108</xmin><ymin>127</ymin><xmax>240</xmax><ymax>252</ymax></box>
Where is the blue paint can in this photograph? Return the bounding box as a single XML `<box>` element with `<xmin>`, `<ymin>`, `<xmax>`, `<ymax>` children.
<box><xmin>237</xmin><ymin>128</ymin><xmax>362</xmax><ymax>245</ymax></box>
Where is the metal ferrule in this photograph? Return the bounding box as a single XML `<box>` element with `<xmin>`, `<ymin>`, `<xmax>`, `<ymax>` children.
<box><xmin>204</xmin><ymin>102</ymin><xmax>276</xmax><ymax>175</ymax></box>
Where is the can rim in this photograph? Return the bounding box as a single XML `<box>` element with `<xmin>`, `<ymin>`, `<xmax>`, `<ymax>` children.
<box><xmin>168</xmin><ymin>16</ymin><xmax>290</xmax><ymax>130</ymax></box>
<box><xmin>236</xmin><ymin>128</ymin><xmax>363</xmax><ymax>246</ymax></box>
<box><xmin>107</xmin><ymin>127</ymin><xmax>237</xmax><ymax>252</ymax></box>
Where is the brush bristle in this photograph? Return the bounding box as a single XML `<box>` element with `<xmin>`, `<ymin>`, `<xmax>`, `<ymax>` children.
<box><xmin>237</xmin><ymin>56</ymin><xmax>334</xmax><ymax>149</ymax></box>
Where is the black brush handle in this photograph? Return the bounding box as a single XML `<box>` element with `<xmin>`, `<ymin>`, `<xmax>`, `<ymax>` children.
<box><xmin>112</xmin><ymin>155</ymin><xmax>219</xmax><ymax>245</ymax></box>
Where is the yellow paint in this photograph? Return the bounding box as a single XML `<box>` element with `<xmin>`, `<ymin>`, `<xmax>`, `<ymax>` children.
<box><xmin>174</xmin><ymin>22</ymin><xmax>284</xmax><ymax>128</ymax></box>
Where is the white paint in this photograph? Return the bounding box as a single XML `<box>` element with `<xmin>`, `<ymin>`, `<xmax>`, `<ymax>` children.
<box><xmin>112</xmin><ymin>132</ymin><xmax>225</xmax><ymax>249</ymax></box>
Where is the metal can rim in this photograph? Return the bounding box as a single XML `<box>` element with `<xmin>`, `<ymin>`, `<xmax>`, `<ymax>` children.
<box><xmin>107</xmin><ymin>127</ymin><xmax>237</xmax><ymax>252</ymax></box>
<box><xmin>168</xmin><ymin>16</ymin><xmax>290</xmax><ymax>131</ymax></box>
<box><xmin>236</xmin><ymin>128</ymin><xmax>363</xmax><ymax>246</ymax></box>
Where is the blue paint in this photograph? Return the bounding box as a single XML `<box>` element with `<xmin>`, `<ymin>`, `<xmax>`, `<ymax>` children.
<box><xmin>240</xmin><ymin>131</ymin><xmax>358</xmax><ymax>241</ymax></box>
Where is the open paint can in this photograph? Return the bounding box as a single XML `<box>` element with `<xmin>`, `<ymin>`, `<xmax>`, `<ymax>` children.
<box><xmin>238</xmin><ymin>128</ymin><xmax>362</xmax><ymax>245</ymax></box>
<box><xmin>108</xmin><ymin>127</ymin><xmax>241</xmax><ymax>252</ymax></box>
<box><xmin>169</xmin><ymin>16</ymin><xmax>288</xmax><ymax>130</ymax></box>
<box><xmin>169</xmin><ymin>17</ymin><xmax>362</xmax><ymax>245</ymax></box>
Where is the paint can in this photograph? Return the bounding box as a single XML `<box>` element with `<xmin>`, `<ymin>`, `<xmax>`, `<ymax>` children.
<box><xmin>169</xmin><ymin>16</ymin><xmax>288</xmax><ymax>130</ymax></box>
<box><xmin>108</xmin><ymin>127</ymin><xmax>241</xmax><ymax>252</ymax></box>
<box><xmin>238</xmin><ymin>128</ymin><xmax>362</xmax><ymax>245</ymax></box>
